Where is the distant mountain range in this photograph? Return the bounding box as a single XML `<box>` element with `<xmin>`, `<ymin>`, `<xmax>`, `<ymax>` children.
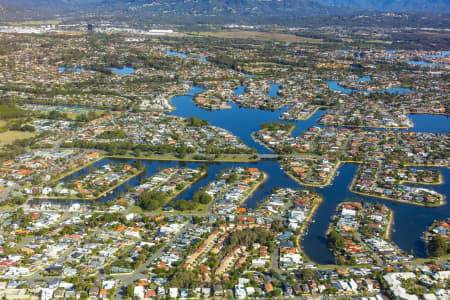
<box><xmin>94</xmin><ymin>0</ymin><xmax>343</xmax><ymax>17</ymax></box>
<box><xmin>0</xmin><ymin>3</ymin><xmax>54</xmax><ymax>20</ymax></box>
<box><xmin>0</xmin><ymin>0</ymin><xmax>102</xmax><ymax>8</ymax></box>
<box><xmin>0</xmin><ymin>1</ymin><xmax>105</xmax><ymax>14</ymax></box>
<box><xmin>313</xmin><ymin>0</ymin><xmax>450</xmax><ymax>13</ymax></box>
<box><xmin>0</xmin><ymin>0</ymin><xmax>448</xmax><ymax>22</ymax></box>
<box><xmin>88</xmin><ymin>0</ymin><xmax>450</xmax><ymax>15</ymax></box>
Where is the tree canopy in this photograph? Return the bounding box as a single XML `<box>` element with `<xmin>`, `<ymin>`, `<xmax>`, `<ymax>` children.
<box><xmin>137</xmin><ymin>190</ymin><xmax>167</xmax><ymax>211</ymax></box>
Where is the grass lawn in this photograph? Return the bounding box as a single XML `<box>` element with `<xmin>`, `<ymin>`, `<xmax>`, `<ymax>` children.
<box><xmin>0</xmin><ymin>204</ymin><xmax>16</xmax><ymax>211</ymax></box>
<box><xmin>150</xmin><ymin>203</ymin><xmax>209</xmax><ymax>215</ymax></box>
<box><xmin>0</xmin><ymin>131</ymin><xmax>38</xmax><ymax>145</ymax></box>
<box><xmin>195</xmin><ymin>30</ymin><xmax>323</xmax><ymax>43</ymax></box>
<box><xmin>109</xmin><ymin>154</ymin><xmax>258</xmax><ymax>163</ymax></box>
<box><xmin>407</xmin><ymin>255</ymin><xmax>450</xmax><ymax>264</ymax></box>
<box><xmin>128</xmin><ymin>206</ymin><xmax>144</xmax><ymax>214</ymax></box>
<box><xmin>367</xmin><ymin>39</ymin><xmax>393</xmax><ymax>44</ymax></box>
<box><xmin>130</xmin><ymin>201</ymin><xmax>209</xmax><ymax>215</ymax></box>
<box><xmin>65</xmin><ymin>110</ymin><xmax>106</xmax><ymax>120</ymax></box>
<box><xmin>8</xmin><ymin>20</ymin><xmax>60</xmax><ymax>25</ymax></box>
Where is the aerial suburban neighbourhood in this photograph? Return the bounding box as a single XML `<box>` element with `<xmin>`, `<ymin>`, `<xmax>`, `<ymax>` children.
<box><xmin>0</xmin><ymin>0</ymin><xmax>448</xmax><ymax>299</ymax></box>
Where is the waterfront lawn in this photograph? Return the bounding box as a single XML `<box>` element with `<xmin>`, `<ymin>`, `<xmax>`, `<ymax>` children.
<box><xmin>197</xmin><ymin>30</ymin><xmax>323</xmax><ymax>43</ymax></box>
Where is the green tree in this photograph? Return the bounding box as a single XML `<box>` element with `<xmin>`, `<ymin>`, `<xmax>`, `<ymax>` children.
<box><xmin>428</xmin><ymin>235</ymin><xmax>448</xmax><ymax>257</ymax></box>
<box><xmin>137</xmin><ymin>190</ymin><xmax>167</xmax><ymax>211</ymax></box>
<box><xmin>169</xmin><ymin>270</ymin><xmax>199</xmax><ymax>289</ymax></box>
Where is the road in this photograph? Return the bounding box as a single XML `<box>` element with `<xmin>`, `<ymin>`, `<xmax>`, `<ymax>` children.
<box><xmin>24</xmin><ymin>244</ymin><xmax>76</xmax><ymax>282</ymax></box>
<box><xmin>271</xmin><ymin>247</ymin><xmax>282</xmax><ymax>275</ymax></box>
<box><xmin>354</xmin><ymin>231</ymin><xmax>383</xmax><ymax>266</ymax></box>
<box><xmin>113</xmin><ymin>221</ymin><xmax>192</xmax><ymax>300</ymax></box>
<box><xmin>0</xmin><ymin>183</ymin><xmax>18</xmax><ymax>202</ymax></box>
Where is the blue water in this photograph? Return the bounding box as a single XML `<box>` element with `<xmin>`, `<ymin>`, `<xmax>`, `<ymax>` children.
<box><xmin>37</xmin><ymin>80</ymin><xmax>450</xmax><ymax>264</ymax></box>
<box><xmin>326</xmin><ymin>81</ymin><xmax>354</xmax><ymax>94</ymax></box>
<box><xmin>385</xmin><ymin>87</ymin><xmax>416</xmax><ymax>94</ymax></box>
<box><xmin>170</xmin><ymin>86</ymin><xmax>324</xmax><ymax>153</ymax></box>
<box><xmin>44</xmin><ymin>155</ymin><xmax>450</xmax><ymax>264</ymax></box>
<box><xmin>268</xmin><ymin>84</ymin><xmax>281</xmax><ymax>98</ymax></box>
<box><xmin>408</xmin><ymin>114</ymin><xmax>450</xmax><ymax>133</ymax></box>
<box><xmin>168</xmin><ymin>86</ymin><xmax>450</xmax><ymax>263</ymax></box>
<box><xmin>169</xmin><ymin>84</ymin><xmax>447</xmax><ymax>153</ymax></box>
<box><xmin>234</xmin><ymin>85</ymin><xmax>246</xmax><ymax>95</ymax></box>
<box><xmin>59</xmin><ymin>158</ymin><xmax>114</xmax><ymax>182</ymax></box>
<box><xmin>59</xmin><ymin>66</ymin><xmax>135</xmax><ymax>75</ymax></box>
<box><xmin>111</xmin><ymin>67</ymin><xmax>135</xmax><ymax>75</ymax></box>
<box><xmin>59</xmin><ymin>67</ymin><xmax>85</xmax><ymax>72</ymax></box>
<box><xmin>171</xmin><ymin>86</ymin><xmax>283</xmax><ymax>153</ymax></box>
<box><xmin>166</xmin><ymin>50</ymin><xmax>189</xmax><ymax>58</ymax></box>
<box><xmin>302</xmin><ymin>165</ymin><xmax>450</xmax><ymax>264</ymax></box>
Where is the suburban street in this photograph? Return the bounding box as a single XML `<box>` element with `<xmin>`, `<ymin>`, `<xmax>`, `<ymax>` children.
<box><xmin>113</xmin><ymin>221</ymin><xmax>192</xmax><ymax>299</ymax></box>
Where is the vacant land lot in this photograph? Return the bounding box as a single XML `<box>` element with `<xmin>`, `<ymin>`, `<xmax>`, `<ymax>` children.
<box><xmin>0</xmin><ymin>131</ymin><xmax>37</xmax><ymax>145</ymax></box>
<box><xmin>7</xmin><ymin>20</ymin><xmax>61</xmax><ymax>25</ymax></box>
<box><xmin>196</xmin><ymin>30</ymin><xmax>323</xmax><ymax>43</ymax></box>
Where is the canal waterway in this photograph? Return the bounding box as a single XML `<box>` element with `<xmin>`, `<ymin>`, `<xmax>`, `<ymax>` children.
<box><xmin>169</xmin><ymin>84</ymin><xmax>450</xmax><ymax>264</ymax></box>
<box><xmin>36</xmin><ymin>80</ymin><xmax>449</xmax><ymax>265</ymax></box>
<box><xmin>39</xmin><ymin>156</ymin><xmax>450</xmax><ymax>265</ymax></box>
<box><xmin>59</xmin><ymin>66</ymin><xmax>135</xmax><ymax>75</ymax></box>
<box><xmin>171</xmin><ymin>86</ymin><xmax>326</xmax><ymax>153</ymax></box>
